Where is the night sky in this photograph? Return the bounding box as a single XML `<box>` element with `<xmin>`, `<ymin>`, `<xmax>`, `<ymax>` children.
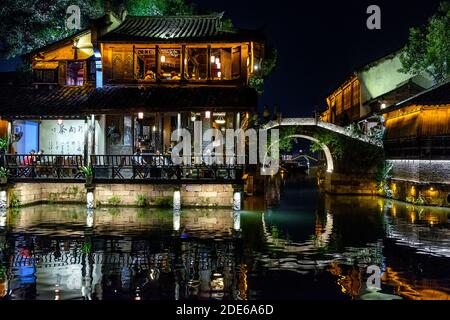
<box><xmin>0</xmin><ymin>0</ymin><xmax>443</xmax><ymax>116</ymax></box>
<box><xmin>196</xmin><ymin>0</ymin><xmax>442</xmax><ymax>116</ymax></box>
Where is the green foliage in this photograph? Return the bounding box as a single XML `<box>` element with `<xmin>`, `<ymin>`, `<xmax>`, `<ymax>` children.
<box><xmin>375</xmin><ymin>161</ymin><xmax>394</xmax><ymax>197</ymax></box>
<box><xmin>310</xmin><ymin>131</ymin><xmax>345</xmax><ymax>160</ymax></box>
<box><xmin>0</xmin><ymin>0</ymin><xmax>104</xmax><ymax>59</ymax></box>
<box><xmin>154</xmin><ymin>196</ymin><xmax>173</xmax><ymax>207</ymax></box>
<box><xmin>278</xmin><ymin>127</ymin><xmax>298</xmax><ymax>153</ymax></box>
<box><xmin>80</xmin><ymin>166</ymin><xmax>94</xmax><ymax>177</ymax></box>
<box><xmin>400</xmin><ymin>2</ymin><xmax>450</xmax><ymax>83</ymax></box>
<box><xmin>81</xmin><ymin>242</ymin><xmax>91</xmax><ymax>254</ymax></box>
<box><xmin>0</xmin><ymin>265</ymin><xmax>6</xmax><ymax>281</ymax></box>
<box><xmin>135</xmin><ymin>193</ymin><xmax>147</xmax><ymax>207</ymax></box>
<box><xmin>249</xmin><ymin>47</ymin><xmax>278</xmax><ymax>95</ymax></box>
<box><xmin>107</xmin><ymin>195</ymin><xmax>121</xmax><ymax>206</ymax></box>
<box><xmin>0</xmin><ymin>0</ymin><xmax>194</xmax><ymax>59</ymax></box>
<box><xmin>125</xmin><ymin>0</ymin><xmax>194</xmax><ymax>16</ymax></box>
<box><xmin>310</xmin><ymin>129</ymin><xmax>384</xmax><ymax>173</ymax></box>
<box><xmin>0</xmin><ymin>137</ymin><xmax>8</xmax><ymax>150</ymax></box>
<box><xmin>0</xmin><ymin>167</ymin><xmax>8</xmax><ymax>178</ymax></box>
<box><xmin>10</xmin><ymin>192</ymin><xmax>20</xmax><ymax>208</ymax></box>
<box><xmin>375</xmin><ymin>161</ymin><xmax>393</xmax><ymax>184</ymax></box>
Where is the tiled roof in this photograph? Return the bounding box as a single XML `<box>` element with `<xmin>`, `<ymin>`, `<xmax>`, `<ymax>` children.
<box><xmin>98</xmin><ymin>13</ymin><xmax>262</xmax><ymax>42</ymax></box>
<box><xmin>0</xmin><ymin>86</ymin><xmax>94</xmax><ymax>118</ymax></box>
<box><xmin>0</xmin><ymin>85</ymin><xmax>257</xmax><ymax>118</ymax></box>
<box><xmin>380</xmin><ymin>80</ymin><xmax>450</xmax><ymax>114</ymax></box>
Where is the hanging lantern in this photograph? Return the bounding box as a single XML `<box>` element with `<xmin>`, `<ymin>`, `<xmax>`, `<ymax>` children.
<box><xmin>160</xmin><ymin>55</ymin><xmax>166</xmax><ymax>63</ymax></box>
<box><xmin>215</xmin><ymin>113</ymin><xmax>226</xmax><ymax>125</ymax></box>
<box><xmin>138</xmin><ymin>112</ymin><xmax>144</xmax><ymax>120</ymax></box>
<box><xmin>210</xmin><ymin>55</ymin><xmax>215</xmax><ymax>63</ymax></box>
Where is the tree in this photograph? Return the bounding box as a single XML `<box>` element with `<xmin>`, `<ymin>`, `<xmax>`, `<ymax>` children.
<box><xmin>249</xmin><ymin>47</ymin><xmax>277</xmax><ymax>95</ymax></box>
<box><xmin>123</xmin><ymin>0</ymin><xmax>194</xmax><ymax>16</ymax></box>
<box><xmin>0</xmin><ymin>0</ymin><xmax>194</xmax><ymax>59</ymax></box>
<box><xmin>0</xmin><ymin>0</ymin><xmax>104</xmax><ymax>59</ymax></box>
<box><xmin>400</xmin><ymin>2</ymin><xmax>450</xmax><ymax>84</ymax></box>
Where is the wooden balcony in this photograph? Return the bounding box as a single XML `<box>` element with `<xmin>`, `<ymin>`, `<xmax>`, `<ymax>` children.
<box><xmin>3</xmin><ymin>154</ymin><xmax>244</xmax><ymax>184</ymax></box>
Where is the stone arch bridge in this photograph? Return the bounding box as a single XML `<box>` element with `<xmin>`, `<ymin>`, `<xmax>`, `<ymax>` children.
<box><xmin>263</xmin><ymin>118</ymin><xmax>384</xmax><ymax>195</ymax></box>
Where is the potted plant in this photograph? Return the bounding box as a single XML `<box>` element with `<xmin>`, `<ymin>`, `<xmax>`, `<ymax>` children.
<box><xmin>80</xmin><ymin>166</ymin><xmax>94</xmax><ymax>186</ymax></box>
<box><xmin>0</xmin><ymin>137</ymin><xmax>8</xmax><ymax>168</ymax></box>
<box><xmin>0</xmin><ymin>167</ymin><xmax>8</xmax><ymax>184</ymax></box>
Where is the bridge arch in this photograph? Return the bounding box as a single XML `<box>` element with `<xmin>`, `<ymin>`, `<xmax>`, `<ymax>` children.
<box><xmin>265</xmin><ymin>134</ymin><xmax>334</xmax><ymax>173</ymax></box>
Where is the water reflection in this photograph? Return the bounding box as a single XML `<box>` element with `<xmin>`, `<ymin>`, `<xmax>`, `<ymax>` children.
<box><xmin>0</xmin><ymin>176</ymin><xmax>450</xmax><ymax>300</ymax></box>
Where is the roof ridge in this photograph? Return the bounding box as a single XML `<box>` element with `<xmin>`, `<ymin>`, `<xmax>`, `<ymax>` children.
<box><xmin>126</xmin><ymin>12</ymin><xmax>224</xmax><ymax>20</ymax></box>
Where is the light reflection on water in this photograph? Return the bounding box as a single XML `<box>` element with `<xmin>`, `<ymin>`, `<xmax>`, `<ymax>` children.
<box><xmin>0</xmin><ymin>176</ymin><xmax>450</xmax><ymax>300</ymax></box>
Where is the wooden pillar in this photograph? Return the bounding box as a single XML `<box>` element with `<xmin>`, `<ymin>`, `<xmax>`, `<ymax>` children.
<box><xmin>181</xmin><ymin>45</ymin><xmax>186</xmax><ymax>81</ymax></box>
<box><xmin>207</xmin><ymin>45</ymin><xmax>212</xmax><ymax>80</ymax></box>
<box><xmin>90</xmin><ymin>114</ymin><xmax>95</xmax><ymax>159</ymax></box>
<box><xmin>84</xmin><ymin>117</ymin><xmax>89</xmax><ymax>166</ymax></box>
<box><xmin>156</xmin><ymin>45</ymin><xmax>161</xmax><ymax>76</ymax></box>
<box><xmin>158</xmin><ymin>112</ymin><xmax>164</xmax><ymax>152</ymax></box>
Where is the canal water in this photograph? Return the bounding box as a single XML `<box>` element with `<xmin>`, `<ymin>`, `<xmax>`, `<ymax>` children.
<box><xmin>1</xmin><ymin>174</ymin><xmax>450</xmax><ymax>300</ymax></box>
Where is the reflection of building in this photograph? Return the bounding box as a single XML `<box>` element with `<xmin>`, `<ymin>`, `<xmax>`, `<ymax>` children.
<box><xmin>1</xmin><ymin>207</ymin><xmax>246</xmax><ymax>300</ymax></box>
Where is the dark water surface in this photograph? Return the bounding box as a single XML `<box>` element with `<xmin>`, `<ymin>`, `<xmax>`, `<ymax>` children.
<box><xmin>1</xmin><ymin>175</ymin><xmax>450</xmax><ymax>300</ymax></box>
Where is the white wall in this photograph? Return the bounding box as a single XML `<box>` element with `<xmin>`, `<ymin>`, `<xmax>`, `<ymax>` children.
<box><xmin>39</xmin><ymin>120</ymin><xmax>86</xmax><ymax>155</ymax></box>
<box><xmin>357</xmin><ymin>53</ymin><xmax>434</xmax><ymax>105</ymax></box>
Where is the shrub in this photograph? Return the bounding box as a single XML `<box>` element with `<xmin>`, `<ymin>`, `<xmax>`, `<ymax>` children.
<box><xmin>107</xmin><ymin>195</ymin><xmax>121</xmax><ymax>206</ymax></box>
<box><xmin>154</xmin><ymin>196</ymin><xmax>173</xmax><ymax>208</ymax></box>
<box><xmin>10</xmin><ymin>192</ymin><xmax>20</xmax><ymax>208</ymax></box>
<box><xmin>135</xmin><ymin>194</ymin><xmax>147</xmax><ymax>207</ymax></box>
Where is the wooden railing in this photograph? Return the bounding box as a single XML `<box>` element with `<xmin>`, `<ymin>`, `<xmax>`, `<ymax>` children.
<box><xmin>4</xmin><ymin>154</ymin><xmax>84</xmax><ymax>180</ymax></box>
<box><xmin>3</xmin><ymin>154</ymin><xmax>244</xmax><ymax>183</ymax></box>
<box><xmin>91</xmin><ymin>154</ymin><xmax>244</xmax><ymax>182</ymax></box>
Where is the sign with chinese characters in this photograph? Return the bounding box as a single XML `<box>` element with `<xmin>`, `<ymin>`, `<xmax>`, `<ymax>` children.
<box><xmin>39</xmin><ymin>120</ymin><xmax>85</xmax><ymax>155</ymax></box>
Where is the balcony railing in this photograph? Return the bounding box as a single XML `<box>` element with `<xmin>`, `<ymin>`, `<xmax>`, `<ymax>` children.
<box><xmin>3</xmin><ymin>154</ymin><xmax>244</xmax><ymax>184</ymax></box>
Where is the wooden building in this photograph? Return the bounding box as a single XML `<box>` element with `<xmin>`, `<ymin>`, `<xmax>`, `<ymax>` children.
<box><xmin>0</xmin><ymin>11</ymin><xmax>264</xmax><ymax>160</ymax></box>
<box><xmin>380</xmin><ymin>81</ymin><xmax>450</xmax><ymax>207</ymax></box>
<box><xmin>382</xmin><ymin>81</ymin><xmax>450</xmax><ymax>160</ymax></box>
<box><xmin>321</xmin><ymin>50</ymin><xmax>435</xmax><ymax>127</ymax></box>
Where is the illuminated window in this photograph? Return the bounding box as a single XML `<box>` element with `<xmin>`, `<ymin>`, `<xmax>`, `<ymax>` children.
<box><xmin>186</xmin><ymin>48</ymin><xmax>207</xmax><ymax>80</ymax></box>
<box><xmin>33</xmin><ymin>69</ymin><xmax>57</xmax><ymax>83</ymax></box>
<box><xmin>160</xmin><ymin>48</ymin><xmax>181</xmax><ymax>80</ymax></box>
<box><xmin>136</xmin><ymin>48</ymin><xmax>157</xmax><ymax>80</ymax></box>
<box><xmin>66</xmin><ymin>61</ymin><xmax>84</xmax><ymax>86</ymax></box>
<box><xmin>211</xmin><ymin>48</ymin><xmax>232</xmax><ymax>80</ymax></box>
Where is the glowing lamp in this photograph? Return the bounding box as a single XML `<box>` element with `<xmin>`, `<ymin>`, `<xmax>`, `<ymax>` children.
<box><xmin>215</xmin><ymin>58</ymin><xmax>220</xmax><ymax>65</ymax></box>
<box><xmin>160</xmin><ymin>55</ymin><xmax>166</xmax><ymax>63</ymax></box>
<box><xmin>205</xmin><ymin>111</ymin><xmax>211</xmax><ymax>119</ymax></box>
<box><xmin>138</xmin><ymin>112</ymin><xmax>144</xmax><ymax>120</ymax></box>
<box><xmin>210</xmin><ymin>55</ymin><xmax>215</xmax><ymax>63</ymax></box>
<box><xmin>57</xmin><ymin>119</ymin><xmax>64</xmax><ymax>125</ymax></box>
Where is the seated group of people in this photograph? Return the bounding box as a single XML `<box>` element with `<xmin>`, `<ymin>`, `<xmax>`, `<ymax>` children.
<box><xmin>144</xmin><ymin>70</ymin><xmax>181</xmax><ymax>81</ymax></box>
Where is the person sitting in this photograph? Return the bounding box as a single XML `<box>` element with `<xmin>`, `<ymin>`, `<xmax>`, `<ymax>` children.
<box><xmin>24</xmin><ymin>150</ymin><xmax>36</xmax><ymax>166</ymax></box>
<box><xmin>144</xmin><ymin>70</ymin><xmax>154</xmax><ymax>80</ymax></box>
<box><xmin>132</xmin><ymin>149</ymin><xmax>149</xmax><ymax>178</ymax></box>
<box><xmin>171</xmin><ymin>71</ymin><xmax>181</xmax><ymax>80</ymax></box>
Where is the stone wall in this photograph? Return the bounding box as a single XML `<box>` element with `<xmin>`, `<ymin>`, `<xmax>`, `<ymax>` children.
<box><xmin>94</xmin><ymin>183</ymin><xmax>233</xmax><ymax>207</ymax></box>
<box><xmin>8</xmin><ymin>182</ymin><xmax>234</xmax><ymax>208</ymax></box>
<box><xmin>10</xmin><ymin>183</ymin><xmax>86</xmax><ymax>206</ymax></box>
<box><xmin>388</xmin><ymin>160</ymin><xmax>450</xmax><ymax>207</ymax></box>
<box><xmin>321</xmin><ymin>173</ymin><xmax>377</xmax><ymax>195</ymax></box>
<box><xmin>390</xmin><ymin>160</ymin><xmax>450</xmax><ymax>184</ymax></box>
